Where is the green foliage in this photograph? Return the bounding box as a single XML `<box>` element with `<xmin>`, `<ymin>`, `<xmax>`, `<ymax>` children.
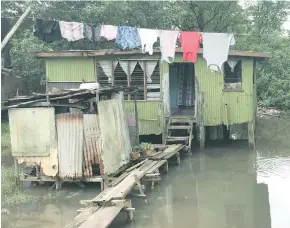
<box><xmin>1</xmin><ymin>122</ymin><xmax>11</xmax><ymax>153</ymax></box>
<box><xmin>1</xmin><ymin>1</ymin><xmax>290</xmax><ymax>109</ymax></box>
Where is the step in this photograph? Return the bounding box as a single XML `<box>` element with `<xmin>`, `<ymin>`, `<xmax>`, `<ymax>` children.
<box><xmin>166</xmin><ymin>136</ymin><xmax>190</xmax><ymax>142</ymax></box>
<box><xmin>168</xmin><ymin>126</ymin><xmax>191</xmax><ymax>130</ymax></box>
<box><xmin>169</xmin><ymin>118</ymin><xmax>194</xmax><ymax>123</ymax></box>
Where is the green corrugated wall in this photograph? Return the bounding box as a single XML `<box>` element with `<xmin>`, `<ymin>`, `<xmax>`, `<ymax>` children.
<box><xmin>46</xmin><ymin>57</ymin><xmax>95</xmax><ymax>82</ymax></box>
<box><xmin>124</xmin><ymin>101</ymin><xmax>163</xmax><ymax>135</ymax></box>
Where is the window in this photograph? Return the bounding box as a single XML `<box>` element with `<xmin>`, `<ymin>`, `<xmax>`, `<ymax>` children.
<box><xmin>96</xmin><ymin>60</ymin><xmax>160</xmax><ymax>100</ymax></box>
<box><xmin>224</xmin><ymin>60</ymin><xmax>242</xmax><ymax>90</ymax></box>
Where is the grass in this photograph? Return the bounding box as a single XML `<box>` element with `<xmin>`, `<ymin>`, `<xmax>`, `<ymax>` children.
<box><xmin>1</xmin><ymin>122</ymin><xmax>11</xmax><ymax>155</ymax></box>
<box><xmin>1</xmin><ymin>165</ymin><xmax>66</xmax><ymax>208</ymax></box>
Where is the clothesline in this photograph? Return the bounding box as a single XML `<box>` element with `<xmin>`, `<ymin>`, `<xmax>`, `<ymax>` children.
<box><xmin>1</xmin><ymin>16</ymin><xmax>283</xmax><ymax>37</ymax></box>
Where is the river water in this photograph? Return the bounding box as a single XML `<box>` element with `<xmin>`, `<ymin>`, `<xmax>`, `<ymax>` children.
<box><xmin>2</xmin><ymin>122</ymin><xmax>290</xmax><ymax>228</ymax></box>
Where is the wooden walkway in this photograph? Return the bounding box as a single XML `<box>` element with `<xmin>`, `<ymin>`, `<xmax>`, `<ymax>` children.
<box><xmin>65</xmin><ymin>144</ymin><xmax>185</xmax><ymax>228</ymax></box>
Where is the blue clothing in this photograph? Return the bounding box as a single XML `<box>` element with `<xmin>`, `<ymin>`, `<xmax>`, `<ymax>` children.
<box><xmin>115</xmin><ymin>26</ymin><xmax>141</xmax><ymax>50</ymax></box>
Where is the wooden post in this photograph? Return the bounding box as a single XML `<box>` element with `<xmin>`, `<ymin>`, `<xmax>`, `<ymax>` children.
<box><xmin>143</xmin><ymin>61</ymin><xmax>147</xmax><ymax>100</ymax></box>
<box><xmin>1</xmin><ymin>6</ymin><xmax>31</xmax><ymax>51</ymax></box>
<box><xmin>248</xmin><ymin>120</ymin><xmax>255</xmax><ymax>150</ymax></box>
<box><xmin>14</xmin><ymin>158</ymin><xmax>20</xmax><ymax>188</ymax></box>
<box><xmin>134</xmin><ymin>92</ymin><xmax>140</xmax><ymax>145</ymax></box>
<box><xmin>127</xmin><ymin>61</ymin><xmax>131</xmax><ymax>100</ymax></box>
<box><xmin>199</xmin><ymin>92</ymin><xmax>205</xmax><ymax>149</ymax></box>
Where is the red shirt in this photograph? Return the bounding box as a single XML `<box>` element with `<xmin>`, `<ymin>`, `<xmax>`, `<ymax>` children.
<box><xmin>179</xmin><ymin>32</ymin><xmax>202</xmax><ymax>63</ymax></box>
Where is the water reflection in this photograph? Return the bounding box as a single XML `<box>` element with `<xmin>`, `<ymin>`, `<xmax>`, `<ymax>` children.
<box><xmin>2</xmin><ymin>143</ymin><xmax>290</xmax><ymax>228</ymax></box>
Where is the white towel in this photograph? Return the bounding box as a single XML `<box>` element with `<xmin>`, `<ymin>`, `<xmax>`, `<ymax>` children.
<box><xmin>59</xmin><ymin>21</ymin><xmax>84</xmax><ymax>42</ymax></box>
<box><xmin>202</xmin><ymin>33</ymin><xmax>235</xmax><ymax>73</ymax></box>
<box><xmin>160</xmin><ymin>30</ymin><xmax>179</xmax><ymax>63</ymax></box>
<box><xmin>138</xmin><ymin>28</ymin><xmax>160</xmax><ymax>55</ymax></box>
<box><xmin>100</xmin><ymin>25</ymin><xmax>118</xmax><ymax>40</ymax></box>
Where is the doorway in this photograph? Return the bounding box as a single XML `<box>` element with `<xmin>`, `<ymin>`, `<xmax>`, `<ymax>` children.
<box><xmin>169</xmin><ymin>63</ymin><xmax>195</xmax><ymax>117</ymax></box>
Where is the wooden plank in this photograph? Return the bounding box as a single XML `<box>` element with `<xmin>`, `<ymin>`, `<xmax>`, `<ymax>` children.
<box><xmin>146</xmin><ymin>160</ymin><xmax>167</xmax><ymax>174</ymax></box>
<box><xmin>109</xmin><ymin>172</ymin><xmax>130</xmax><ymax>187</ymax></box>
<box><xmin>64</xmin><ymin>207</ymin><xmax>100</xmax><ymax>228</ymax></box>
<box><xmin>78</xmin><ymin>206</ymin><xmax>122</xmax><ymax>228</ymax></box>
<box><xmin>125</xmin><ymin>159</ymin><xmax>148</xmax><ymax>172</ymax></box>
<box><xmin>112</xmin><ymin>170</ymin><xmax>144</xmax><ymax>199</ymax></box>
<box><xmin>34</xmin><ymin>49</ymin><xmax>272</xmax><ymax>58</ymax></box>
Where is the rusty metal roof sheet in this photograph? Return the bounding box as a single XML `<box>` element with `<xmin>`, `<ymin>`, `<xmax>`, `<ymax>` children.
<box><xmin>56</xmin><ymin>112</ymin><xmax>83</xmax><ymax>178</ymax></box>
<box><xmin>83</xmin><ymin>114</ymin><xmax>102</xmax><ymax>177</ymax></box>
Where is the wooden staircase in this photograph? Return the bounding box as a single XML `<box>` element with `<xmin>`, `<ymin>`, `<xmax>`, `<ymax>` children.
<box><xmin>165</xmin><ymin>116</ymin><xmax>195</xmax><ymax>153</ymax></box>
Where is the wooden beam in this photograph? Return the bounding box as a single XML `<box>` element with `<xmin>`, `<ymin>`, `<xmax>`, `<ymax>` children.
<box><xmin>1</xmin><ymin>6</ymin><xmax>31</xmax><ymax>51</ymax></box>
<box><xmin>33</xmin><ymin>49</ymin><xmax>272</xmax><ymax>58</ymax></box>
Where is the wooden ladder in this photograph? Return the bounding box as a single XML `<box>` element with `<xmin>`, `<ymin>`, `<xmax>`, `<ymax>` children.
<box><xmin>165</xmin><ymin>116</ymin><xmax>195</xmax><ymax>154</ymax></box>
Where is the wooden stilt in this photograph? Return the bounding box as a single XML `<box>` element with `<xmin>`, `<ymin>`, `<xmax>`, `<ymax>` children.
<box><xmin>55</xmin><ymin>178</ymin><xmax>61</xmax><ymax>190</ymax></box>
<box><xmin>248</xmin><ymin>121</ymin><xmax>255</xmax><ymax>150</ymax></box>
<box><xmin>199</xmin><ymin>126</ymin><xmax>205</xmax><ymax>149</ymax></box>
<box><xmin>14</xmin><ymin>157</ymin><xmax>20</xmax><ymax>188</ymax></box>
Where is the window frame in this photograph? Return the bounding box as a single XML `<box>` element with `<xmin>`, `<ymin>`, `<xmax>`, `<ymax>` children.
<box><xmin>223</xmin><ymin>59</ymin><xmax>244</xmax><ymax>92</ymax></box>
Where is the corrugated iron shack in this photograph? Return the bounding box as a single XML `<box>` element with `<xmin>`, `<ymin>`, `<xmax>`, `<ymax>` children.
<box><xmin>4</xmin><ymin>86</ymin><xmax>139</xmax><ymax>190</ymax></box>
<box><xmin>34</xmin><ymin>49</ymin><xmax>271</xmax><ymax>149</ymax></box>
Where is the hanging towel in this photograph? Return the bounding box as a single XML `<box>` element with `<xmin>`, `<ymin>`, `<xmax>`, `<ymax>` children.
<box><xmin>179</xmin><ymin>32</ymin><xmax>202</xmax><ymax>63</ymax></box>
<box><xmin>138</xmin><ymin>29</ymin><xmax>160</xmax><ymax>55</ymax></box>
<box><xmin>100</xmin><ymin>25</ymin><xmax>118</xmax><ymax>40</ymax></box>
<box><xmin>59</xmin><ymin>21</ymin><xmax>84</xmax><ymax>42</ymax></box>
<box><xmin>115</xmin><ymin>26</ymin><xmax>141</xmax><ymax>50</ymax></box>
<box><xmin>33</xmin><ymin>19</ymin><xmax>62</xmax><ymax>43</ymax></box>
<box><xmin>83</xmin><ymin>24</ymin><xmax>102</xmax><ymax>42</ymax></box>
<box><xmin>159</xmin><ymin>30</ymin><xmax>179</xmax><ymax>63</ymax></box>
<box><xmin>202</xmin><ymin>33</ymin><xmax>235</xmax><ymax>73</ymax></box>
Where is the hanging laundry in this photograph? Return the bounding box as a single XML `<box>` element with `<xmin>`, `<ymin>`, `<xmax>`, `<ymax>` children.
<box><xmin>138</xmin><ymin>29</ymin><xmax>160</xmax><ymax>55</ymax></box>
<box><xmin>202</xmin><ymin>33</ymin><xmax>235</xmax><ymax>73</ymax></box>
<box><xmin>100</xmin><ymin>25</ymin><xmax>118</xmax><ymax>40</ymax></box>
<box><xmin>59</xmin><ymin>21</ymin><xmax>84</xmax><ymax>42</ymax></box>
<box><xmin>179</xmin><ymin>32</ymin><xmax>202</xmax><ymax>63</ymax></box>
<box><xmin>33</xmin><ymin>19</ymin><xmax>62</xmax><ymax>43</ymax></box>
<box><xmin>115</xmin><ymin>26</ymin><xmax>141</xmax><ymax>50</ymax></box>
<box><xmin>83</xmin><ymin>24</ymin><xmax>102</xmax><ymax>42</ymax></box>
<box><xmin>159</xmin><ymin>30</ymin><xmax>179</xmax><ymax>63</ymax></box>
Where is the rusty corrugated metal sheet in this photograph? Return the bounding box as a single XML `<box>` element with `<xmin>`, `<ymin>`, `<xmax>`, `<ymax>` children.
<box><xmin>124</xmin><ymin>101</ymin><xmax>163</xmax><ymax>135</ymax></box>
<box><xmin>46</xmin><ymin>57</ymin><xmax>95</xmax><ymax>82</ymax></box>
<box><xmin>83</xmin><ymin>114</ymin><xmax>102</xmax><ymax>177</ymax></box>
<box><xmin>56</xmin><ymin>112</ymin><xmax>83</xmax><ymax>178</ymax></box>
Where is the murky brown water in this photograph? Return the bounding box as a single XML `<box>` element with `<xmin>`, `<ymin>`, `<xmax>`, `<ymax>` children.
<box><xmin>2</xmin><ymin>141</ymin><xmax>290</xmax><ymax>228</ymax></box>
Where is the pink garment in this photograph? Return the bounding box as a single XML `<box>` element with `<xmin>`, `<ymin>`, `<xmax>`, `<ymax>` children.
<box><xmin>59</xmin><ymin>21</ymin><xmax>84</xmax><ymax>42</ymax></box>
<box><xmin>159</xmin><ymin>30</ymin><xmax>179</xmax><ymax>63</ymax></box>
<box><xmin>179</xmin><ymin>32</ymin><xmax>202</xmax><ymax>63</ymax></box>
<box><xmin>100</xmin><ymin>25</ymin><xmax>118</xmax><ymax>40</ymax></box>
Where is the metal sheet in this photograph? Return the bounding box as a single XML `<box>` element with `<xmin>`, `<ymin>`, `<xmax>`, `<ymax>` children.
<box><xmin>194</xmin><ymin>56</ymin><xmax>254</xmax><ymax>126</ymax></box>
<box><xmin>83</xmin><ymin>114</ymin><xmax>102</xmax><ymax>177</ymax></box>
<box><xmin>8</xmin><ymin>107</ymin><xmax>56</xmax><ymax>157</ymax></box>
<box><xmin>46</xmin><ymin>57</ymin><xmax>95</xmax><ymax>82</ymax></box>
<box><xmin>56</xmin><ymin>112</ymin><xmax>83</xmax><ymax>178</ymax></box>
<box><xmin>124</xmin><ymin>101</ymin><xmax>163</xmax><ymax>135</ymax></box>
<box><xmin>47</xmin><ymin>82</ymin><xmax>82</xmax><ymax>92</ymax></box>
<box><xmin>98</xmin><ymin>98</ymin><xmax>131</xmax><ymax>175</ymax></box>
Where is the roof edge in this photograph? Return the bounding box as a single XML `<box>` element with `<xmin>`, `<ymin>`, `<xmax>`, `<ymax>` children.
<box><xmin>33</xmin><ymin>48</ymin><xmax>272</xmax><ymax>58</ymax></box>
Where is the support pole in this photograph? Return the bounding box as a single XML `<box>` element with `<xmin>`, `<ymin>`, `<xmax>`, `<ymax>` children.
<box><xmin>1</xmin><ymin>6</ymin><xmax>31</xmax><ymax>51</ymax></box>
<box><xmin>248</xmin><ymin>121</ymin><xmax>255</xmax><ymax>150</ymax></box>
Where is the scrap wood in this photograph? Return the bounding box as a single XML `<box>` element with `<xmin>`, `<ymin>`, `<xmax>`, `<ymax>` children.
<box><xmin>125</xmin><ymin>159</ymin><xmax>148</xmax><ymax>172</ymax></box>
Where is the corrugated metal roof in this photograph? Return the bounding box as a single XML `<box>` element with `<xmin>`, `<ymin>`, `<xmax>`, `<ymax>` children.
<box><xmin>83</xmin><ymin>114</ymin><xmax>102</xmax><ymax>177</ymax></box>
<box><xmin>56</xmin><ymin>112</ymin><xmax>83</xmax><ymax>178</ymax></box>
